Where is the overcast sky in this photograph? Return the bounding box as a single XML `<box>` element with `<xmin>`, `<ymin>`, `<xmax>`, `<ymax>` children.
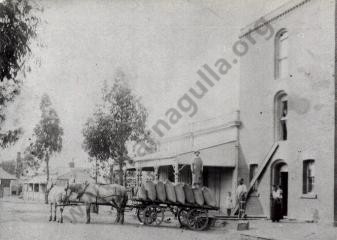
<box><xmin>1</xmin><ymin>0</ymin><xmax>288</xmax><ymax>169</ymax></box>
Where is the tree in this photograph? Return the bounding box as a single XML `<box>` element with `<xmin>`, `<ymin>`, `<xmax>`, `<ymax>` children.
<box><xmin>31</xmin><ymin>94</ymin><xmax>63</xmax><ymax>202</ymax></box>
<box><xmin>0</xmin><ymin>160</ymin><xmax>16</xmax><ymax>175</ymax></box>
<box><xmin>23</xmin><ymin>143</ymin><xmax>40</xmax><ymax>172</ymax></box>
<box><xmin>83</xmin><ymin>71</ymin><xmax>154</xmax><ymax>185</ymax></box>
<box><xmin>0</xmin><ymin>0</ymin><xmax>41</xmax><ymax>147</ymax></box>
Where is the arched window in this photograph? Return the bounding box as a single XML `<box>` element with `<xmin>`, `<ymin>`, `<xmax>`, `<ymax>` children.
<box><xmin>275</xmin><ymin>29</ymin><xmax>289</xmax><ymax>79</ymax></box>
<box><xmin>274</xmin><ymin>91</ymin><xmax>288</xmax><ymax>141</ymax></box>
<box><xmin>303</xmin><ymin>160</ymin><xmax>315</xmax><ymax>194</ymax></box>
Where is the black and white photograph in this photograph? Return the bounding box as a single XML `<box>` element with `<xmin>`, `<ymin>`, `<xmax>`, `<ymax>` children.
<box><xmin>0</xmin><ymin>0</ymin><xmax>337</xmax><ymax>239</ymax></box>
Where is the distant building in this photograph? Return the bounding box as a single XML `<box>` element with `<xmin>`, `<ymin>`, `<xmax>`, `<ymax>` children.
<box><xmin>0</xmin><ymin>167</ymin><xmax>16</xmax><ymax>198</ymax></box>
<box><xmin>23</xmin><ymin>174</ymin><xmax>51</xmax><ymax>201</ymax></box>
<box><xmin>56</xmin><ymin>168</ymin><xmax>95</xmax><ymax>186</ymax></box>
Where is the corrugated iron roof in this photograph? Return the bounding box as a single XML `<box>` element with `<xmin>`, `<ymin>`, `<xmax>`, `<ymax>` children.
<box><xmin>57</xmin><ymin>168</ymin><xmax>95</xmax><ymax>183</ymax></box>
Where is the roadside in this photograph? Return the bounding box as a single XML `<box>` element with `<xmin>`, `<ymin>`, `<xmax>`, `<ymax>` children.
<box><xmin>1</xmin><ymin>198</ymin><xmax>336</xmax><ymax>240</ymax></box>
<box><xmin>238</xmin><ymin>219</ymin><xmax>337</xmax><ymax>240</ymax></box>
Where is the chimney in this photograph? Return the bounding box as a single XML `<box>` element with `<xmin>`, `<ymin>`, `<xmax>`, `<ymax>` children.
<box><xmin>16</xmin><ymin>152</ymin><xmax>21</xmax><ymax>178</ymax></box>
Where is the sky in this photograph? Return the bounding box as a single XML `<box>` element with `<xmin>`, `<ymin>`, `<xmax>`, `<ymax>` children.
<box><xmin>1</xmin><ymin>0</ymin><xmax>288</xmax><ymax>170</ymax></box>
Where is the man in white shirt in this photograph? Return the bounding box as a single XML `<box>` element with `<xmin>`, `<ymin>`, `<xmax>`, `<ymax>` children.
<box><xmin>191</xmin><ymin>150</ymin><xmax>203</xmax><ymax>188</ymax></box>
<box><xmin>236</xmin><ymin>178</ymin><xmax>248</xmax><ymax>218</ymax></box>
<box><xmin>236</xmin><ymin>178</ymin><xmax>247</xmax><ymax>201</ymax></box>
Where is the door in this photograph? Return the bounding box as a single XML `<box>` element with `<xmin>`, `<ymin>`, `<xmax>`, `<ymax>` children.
<box><xmin>271</xmin><ymin>161</ymin><xmax>288</xmax><ymax>219</ymax></box>
<box><xmin>280</xmin><ymin>172</ymin><xmax>288</xmax><ymax>216</ymax></box>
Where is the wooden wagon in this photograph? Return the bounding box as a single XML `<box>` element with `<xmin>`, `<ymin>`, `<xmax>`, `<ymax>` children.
<box><xmin>128</xmin><ymin>198</ymin><xmax>219</xmax><ymax>231</ymax></box>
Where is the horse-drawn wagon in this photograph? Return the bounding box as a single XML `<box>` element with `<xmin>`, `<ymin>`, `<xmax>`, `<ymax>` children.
<box><xmin>126</xmin><ymin>180</ymin><xmax>219</xmax><ymax>231</ymax></box>
<box><xmin>47</xmin><ymin>180</ymin><xmax>219</xmax><ymax>231</ymax></box>
<box><xmin>129</xmin><ymin>198</ymin><xmax>218</xmax><ymax>231</ymax></box>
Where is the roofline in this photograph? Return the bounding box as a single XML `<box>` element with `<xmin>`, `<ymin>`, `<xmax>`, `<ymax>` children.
<box><xmin>134</xmin><ymin>140</ymin><xmax>237</xmax><ymax>162</ymax></box>
<box><xmin>240</xmin><ymin>0</ymin><xmax>312</xmax><ymax>38</ymax></box>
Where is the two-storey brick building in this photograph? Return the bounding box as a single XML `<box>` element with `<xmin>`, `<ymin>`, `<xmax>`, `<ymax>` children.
<box><xmin>239</xmin><ymin>0</ymin><xmax>336</xmax><ymax>224</ymax></box>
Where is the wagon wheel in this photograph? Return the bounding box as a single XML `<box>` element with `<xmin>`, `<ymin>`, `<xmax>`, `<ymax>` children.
<box><xmin>178</xmin><ymin>208</ymin><xmax>189</xmax><ymax>227</ymax></box>
<box><xmin>143</xmin><ymin>205</ymin><xmax>164</xmax><ymax>226</ymax></box>
<box><xmin>186</xmin><ymin>209</ymin><xmax>209</xmax><ymax>231</ymax></box>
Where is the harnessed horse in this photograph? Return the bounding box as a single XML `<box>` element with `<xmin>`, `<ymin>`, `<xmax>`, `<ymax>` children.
<box><xmin>65</xmin><ymin>182</ymin><xmax>128</xmax><ymax>224</ymax></box>
<box><xmin>46</xmin><ymin>181</ymin><xmax>69</xmax><ymax>223</ymax></box>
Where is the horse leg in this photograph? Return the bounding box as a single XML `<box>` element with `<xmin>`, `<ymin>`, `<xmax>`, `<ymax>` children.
<box><xmin>49</xmin><ymin>203</ymin><xmax>53</xmax><ymax>222</ymax></box>
<box><xmin>86</xmin><ymin>203</ymin><xmax>91</xmax><ymax>224</ymax></box>
<box><xmin>49</xmin><ymin>203</ymin><xmax>53</xmax><ymax>221</ymax></box>
<box><xmin>120</xmin><ymin>194</ymin><xmax>127</xmax><ymax>224</ymax></box>
<box><xmin>60</xmin><ymin>207</ymin><xmax>64</xmax><ymax>223</ymax></box>
<box><xmin>120</xmin><ymin>207</ymin><xmax>125</xmax><ymax>224</ymax></box>
<box><xmin>53</xmin><ymin>204</ymin><xmax>57</xmax><ymax>221</ymax></box>
<box><xmin>115</xmin><ymin>208</ymin><xmax>120</xmax><ymax>224</ymax></box>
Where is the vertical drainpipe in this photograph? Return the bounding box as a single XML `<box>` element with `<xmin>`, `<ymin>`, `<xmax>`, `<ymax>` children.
<box><xmin>232</xmin><ymin>110</ymin><xmax>240</xmax><ymax>207</ymax></box>
<box><xmin>334</xmin><ymin>1</ymin><xmax>337</xmax><ymax>227</ymax></box>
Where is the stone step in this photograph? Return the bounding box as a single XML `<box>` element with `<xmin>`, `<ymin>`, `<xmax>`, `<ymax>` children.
<box><xmin>215</xmin><ymin>215</ymin><xmax>267</xmax><ymax>220</ymax></box>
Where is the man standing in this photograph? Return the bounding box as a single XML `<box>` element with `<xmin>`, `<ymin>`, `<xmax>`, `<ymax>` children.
<box><xmin>225</xmin><ymin>191</ymin><xmax>234</xmax><ymax>216</ymax></box>
<box><xmin>191</xmin><ymin>150</ymin><xmax>203</xmax><ymax>188</ymax></box>
<box><xmin>236</xmin><ymin>178</ymin><xmax>248</xmax><ymax>218</ymax></box>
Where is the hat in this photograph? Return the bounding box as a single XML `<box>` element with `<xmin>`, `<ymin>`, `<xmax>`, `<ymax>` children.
<box><xmin>193</xmin><ymin>150</ymin><xmax>200</xmax><ymax>154</ymax></box>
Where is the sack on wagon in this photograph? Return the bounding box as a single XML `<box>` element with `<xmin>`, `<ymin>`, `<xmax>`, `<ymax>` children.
<box><xmin>156</xmin><ymin>181</ymin><xmax>166</xmax><ymax>202</ymax></box>
<box><xmin>174</xmin><ymin>183</ymin><xmax>185</xmax><ymax>204</ymax></box>
<box><xmin>165</xmin><ymin>180</ymin><xmax>176</xmax><ymax>202</ymax></box>
<box><xmin>137</xmin><ymin>185</ymin><xmax>147</xmax><ymax>201</ymax></box>
<box><xmin>144</xmin><ymin>180</ymin><xmax>157</xmax><ymax>201</ymax></box>
<box><xmin>193</xmin><ymin>187</ymin><xmax>205</xmax><ymax>206</ymax></box>
<box><xmin>202</xmin><ymin>187</ymin><xmax>217</xmax><ymax>207</ymax></box>
<box><xmin>183</xmin><ymin>184</ymin><xmax>195</xmax><ymax>204</ymax></box>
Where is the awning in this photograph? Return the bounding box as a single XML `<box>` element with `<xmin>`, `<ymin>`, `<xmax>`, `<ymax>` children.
<box><xmin>177</xmin><ymin>142</ymin><xmax>236</xmax><ymax>167</ymax></box>
<box><xmin>130</xmin><ymin>141</ymin><xmax>237</xmax><ymax>169</ymax></box>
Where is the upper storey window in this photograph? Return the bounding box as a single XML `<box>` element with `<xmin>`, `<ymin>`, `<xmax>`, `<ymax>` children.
<box><xmin>275</xmin><ymin>29</ymin><xmax>289</xmax><ymax>79</ymax></box>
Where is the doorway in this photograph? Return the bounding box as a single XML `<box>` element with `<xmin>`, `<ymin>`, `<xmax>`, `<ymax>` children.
<box><xmin>271</xmin><ymin>161</ymin><xmax>288</xmax><ymax>218</ymax></box>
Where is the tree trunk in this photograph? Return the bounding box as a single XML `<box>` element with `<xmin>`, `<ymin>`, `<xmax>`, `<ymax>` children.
<box><xmin>45</xmin><ymin>154</ymin><xmax>50</xmax><ymax>204</ymax></box>
<box><xmin>118</xmin><ymin>162</ymin><xmax>124</xmax><ymax>186</ymax></box>
<box><xmin>109</xmin><ymin>164</ymin><xmax>114</xmax><ymax>184</ymax></box>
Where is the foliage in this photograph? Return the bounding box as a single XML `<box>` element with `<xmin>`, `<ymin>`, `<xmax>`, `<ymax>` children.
<box><xmin>30</xmin><ymin>94</ymin><xmax>63</xmax><ymax>180</ymax></box>
<box><xmin>0</xmin><ymin>159</ymin><xmax>16</xmax><ymax>175</ymax></box>
<box><xmin>23</xmin><ymin>143</ymin><xmax>40</xmax><ymax>170</ymax></box>
<box><xmin>82</xmin><ymin>70</ymin><xmax>154</xmax><ymax>184</ymax></box>
<box><xmin>0</xmin><ymin>0</ymin><xmax>41</xmax><ymax>147</ymax></box>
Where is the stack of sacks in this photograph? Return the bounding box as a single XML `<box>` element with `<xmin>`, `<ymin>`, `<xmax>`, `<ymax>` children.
<box><xmin>174</xmin><ymin>183</ymin><xmax>185</xmax><ymax>204</ymax></box>
<box><xmin>137</xmin><ymin>185</ymin><xmax>147</xmax><ymax>201</ymax></box>
<box><xmin>156</xmin><ymin>181</ymin><xmax>166</xmax><ymax>202</ymax></box>
<box><xmin>144</xmin><ymin>180</ymin><xmax>157</xmax><ymax>201</ymax></box>
<box><xmin>202</xmin><ymin>187</ymin><xmax>217</xmax><ymax>207</ymax></box>
<box><xmin>193</xmin><ymin>187</ymin><xmax>205</xmax><ymax>206</ymax></box>
<box><xmin>165</xmin><ymin>180</ymin><xmax>176</xmax><ymax>202</ymax></box>
<box><xmin>183</xmin><ymin>184</ymin><xmax>195</xmax><ymax>204</ymax></box>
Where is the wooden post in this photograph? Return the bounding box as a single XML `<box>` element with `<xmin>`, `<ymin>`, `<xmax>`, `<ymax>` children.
<box><xmin>136</xmin><ymin>167</ymin><xmax>143</xmax><ymax>187</ymax></box>
<box><xmin>154</xmin><ymin>166</ymin><xmax>159</xmax><ymax>181</ymax></box>
<box><xmin>173</xmin><ymin>161</ymin><xmax>179</xmax><ymax>184</ymax></box>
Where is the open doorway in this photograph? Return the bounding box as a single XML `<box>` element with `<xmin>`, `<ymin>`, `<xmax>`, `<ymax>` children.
<box><xmin>274</xmin><ymin>91</ymin><xmax>288</xmax><ymax>141</ymax></box>
<box><xmin>271</xmin><ymin>160</ymin><xmax>288</xmax><ymax>218</ymax></box>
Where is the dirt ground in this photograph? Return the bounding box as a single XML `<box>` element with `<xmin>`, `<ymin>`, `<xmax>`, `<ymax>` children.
<box><xmin>2</xmin><ymin>197</ymin><xmax>336</xmax><ymax>240</ymax></box>
<box><xmin>0</xmin><ymin>198</ymin><xmax>240</xmax><ymax>240</ymax></box>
